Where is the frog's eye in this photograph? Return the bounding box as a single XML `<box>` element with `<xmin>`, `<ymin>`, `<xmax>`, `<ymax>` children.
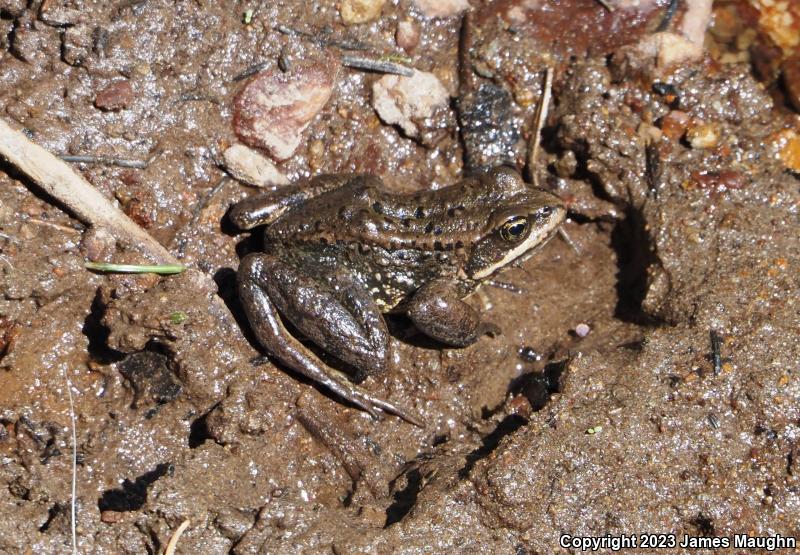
<box><xmin>500</xmin><ymin>216</ymin><xmax>529</xmax><ymax>242</ymax></box>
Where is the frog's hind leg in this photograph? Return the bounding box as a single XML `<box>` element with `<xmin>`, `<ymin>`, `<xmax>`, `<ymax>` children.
<box><xmin>237</xmin><ymin>253</ymin><xmax>422</xmax><ymax>426</ymax></box>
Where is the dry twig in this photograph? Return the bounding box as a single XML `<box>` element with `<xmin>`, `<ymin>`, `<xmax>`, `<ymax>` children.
<box><xmin>0</xmin><ymin>118</ymin><xmax>176</xmax><ymax>264</ymax></box>
<box><xmin>164</xmin><ymin>519</ymin><xmax>191</xmax><ymax>555</ymax></box>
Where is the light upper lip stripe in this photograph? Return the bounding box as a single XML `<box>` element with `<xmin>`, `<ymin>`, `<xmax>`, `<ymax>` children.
<box><xmin>471</xmin><ymin>223</ymin><xmax>558</xmax><ymax>280</ymax></box>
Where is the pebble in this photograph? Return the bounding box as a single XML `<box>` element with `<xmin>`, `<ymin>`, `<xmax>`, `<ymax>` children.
<box><xmin>686</xmin><ymin>121</ymin><xmax>720</xmax><ymax>149</ymax></box>
<box><xmin>395</xmin><ymin>19</ymin><xmax>420</xmax><ymax>52</ymax></box>
<box><xmin>340</xmin><ymin>0</ymin><xmax>385</xmax><ymax>24</ymax></box>
<box><xmin>223</xmin><ymin>144</ymin><xmax>289</xmax><ymax>188</ymax></box>
<box><xmin>39</xmin><ymin>4</ymin><xmax>81</xmax><ymax>26</ymax></box>
<box><xmin>95</xmin><ymin>80</ymin><xmax>134</xmax><ymax>111</ymax></box>
<box><xmin>774</xmin><ymin>129</ymin><xmax>800</xmax><ymax>172</ymax></box>
<box><xmin>233</xmin><ymin>59</ymin><xmax>339</xmax><ymax>161</ymax></box>
<box><xmin>100</xmin><ymin>510</ymin><xmax>123</xmax><ymax>524</ymax></box>
<box><xmin>782</xmin><ymin>56</ymin><xmax>800</xmax><ymax>114</ymax></box>
<box><xmin>61</xmin><ymin>24</ymin><xmax>92</xmax><ymax>66</ymax></box>
<box><xmin>659</xmin><ymin>110</ymin><xmax>690</xmax><ymax>141</ymax></box>
<box><xmin>80</xmin><ymin>227</ymin><xmax>116</xmax><ymax>262</ymax></box>
<box><xmin>372</xmin><ymin>69</ymin><xmax>449</xmax><ymax>138</ymax></box>
<box><xmin>413</xmin><ymin>0</ymin><xmax>470</xmax><ymax>18</ymax></box>
<box><xmin>575</xmin><ymin>323</ymin><xmax>591</xmax><ymax>338</ymax></box>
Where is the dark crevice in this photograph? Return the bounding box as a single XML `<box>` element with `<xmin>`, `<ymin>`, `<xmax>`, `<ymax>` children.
<box><xmin>39</xmin><ymin>503</ymin><xmax>65</xmax><ymax>532</ymax></box>
<box><xmin>690</xmin><ymin>513</ymin><xmax>715</xmax><ymax>536</ymax></box>
<box><xmin>384</xmin><ymin>468</ymin><xmax>422</xmax><ymax>527</ymax></box>
<box><xmin>83</xmin><ymin>288</ymin><xmax>126</xmax><ymax>364</ymax></box>
<box><xmin>611</xmin><ymin>205</ymin><xmax>663</xmax><ymax>326</ymax></box>
<box><xmin>458</xmin><ymin>414</ymin><xmax>527</xmax><ymax>479</ymax></box>
<box><xmin>188</xmin><ymin>403</ymin><xmax>219</xmax><ymax>448</ymax></box>
<box><xmin>509</xmin><ymin>358</ymin><xmax>569</xmax><ymax>411</ymax></box>
<box><xmin>98</xmin><ymin>462</ymin><xmax>173</xmax><ymax>512</ymax></box>
<box><xmin>118</xmin><ymin>348</ymin><xmax>182</xmax><ymax>410</ymax></box>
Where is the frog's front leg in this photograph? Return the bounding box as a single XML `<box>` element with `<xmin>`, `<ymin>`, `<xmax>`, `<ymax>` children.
<box><xmin>238</xmin><ymin>253</ymin><xmax>422</xmax><ymax>426</ymax></box>
<box><xmin>406</xmin><ymin>279</ymin><xmax>500</xmax><ymax>347</ymax></box>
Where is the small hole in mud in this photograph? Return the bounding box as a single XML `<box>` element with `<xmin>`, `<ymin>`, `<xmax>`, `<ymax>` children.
<box><xmin>459</xmin><ymin>414</ymin><xmax>527</xmax><ymax>479</ymax></box>
<box><xmin>385</xmin><ymin>468</ymin><xmax>421</xmax><ymax>527</ymax></box>
<box><xmin>83</xmin><ymin>289</ymin><xmax>126</xmax><ymax>364</ymax></box>
<box><xmin>97</xmin><ymin>463</ymin><xmax>173</xmax><ymax>512</ymax></box>
<box><xmin>611</xmin><ymin>206</ymin><xmax>662</xmax><ymax>325</ymax></box>
<box><xmin>690</xmin><ymin>514</ymin><xmax>715</xmax><ymax>536</ymax></box>
<box><xmin>431</xmin><ymin>434</ymin><xmax>448</xmax><ymax>447</ymax></box>
<box><xmin>39</xmin><ymin>503</ymin><xmax>65</xmax><ymax>532</ymax></box>
<box><xmin>188</xmin><ymin>404</ymin><xmax>218</xmax><ymax>448</ymax></box>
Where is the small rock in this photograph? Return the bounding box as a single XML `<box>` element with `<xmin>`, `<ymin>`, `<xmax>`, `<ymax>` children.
<box><xmin>118</xmin><ymin>351</ymin><xmax>181</xmax><ymax>409</ymax></box>
<box><xmin>340</xmin><ymin>0</ymin><xmax>385</xmax><ymax>24</ymax></box>
<box><xmin>100</xmin><ymin>510</ymin><xmax>123</xmax><ymax>524</ymax></box>
<box><xmin>395</xmin><ymin>19</ymin><xmax>420</xmax><ymax>52</ymax></box>
<box><xmin>781</xmin><ymin>56</ymin><xmax>800</xmax><ymax>114</ymax></box>
<box><xmin>686</xmin><ymin>121</ymin><xmax>720</xmax><ymax>149</ymax></box>
<box><xmin>61</xmin><ymin>24</ymin><xmax>93</xmax><ymax>66</ymax></box>
<box><xmin>688</xmin><ymin>170</ymin><xmax>747</xmax><ymax>193</ymax></box>
<box><xmin>80</xmin><ymin>227</ymin><xmax>116</xmax><ymax>262</ymax></box>
<box><xmin>95</xmin><ymin>80</ymin><xmax>134</xmax><ymax>111</ymax></box>
<box><xmin>372</xmin><ymin>69</ymin><xmax>449</xmax><ymax>138</ymax></box>
<box><xmin>233</xmin><ymin>58</ymin><xmax>339</xmax><ymax>161</ymax></box>
<box><xmin>413</xmin><ymin>0</ymin><xmax>470</xmax><ymax>18</ymax></box>
<box><xmin>39</xmin><ymin>3</ymin><xmax>81</xmax><ymax>26</ymax></box>
<box><xmin>0</xmin><ymin>0</ymin><xmax>26</xmax><ymax>17</ymax></box>
<box><xmin>223</xmin><ymin>144</ymin><xmax>289</xmax><ymax>188</ymax></box>
<box><xmin>11</xmin><ymin>15</ymin><xmax>59</xmax><ymax>64</ymax></box>
<box><xmin>575</xmin><ymin>323</ymin><xmax>591</xmax><ymax>338</ymax></box>
<box><xmin>659</xmin><ymin>110</ymin><xmax>690</xmax><ymax>141</ymax></box>
<box><xmin>774</xmin><ymin>129</ymin><xmax>800</xmax><ymax>172</ymax></box>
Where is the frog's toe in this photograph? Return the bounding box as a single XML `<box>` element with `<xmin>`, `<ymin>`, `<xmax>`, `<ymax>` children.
<box><xmin>346</xmin><ymin>384</ymin><xmax>424</xmax><ymax>427</ymax></box>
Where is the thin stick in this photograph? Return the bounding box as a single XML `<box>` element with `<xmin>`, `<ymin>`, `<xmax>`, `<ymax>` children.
<box><xmin>558</xmin><ymin>227</ymin><xmax>581</xmax><ymax>255</ymax></box>
<box><xmin>528</xmin><ymin>67</ymin><xmax>554</xmax><ymax>188</ymax></box>
<box><xmin>27</xmin><ymin>217</ymin><xmax>82</xmax><ymax>235</ymax></box>
<box><xmin>64</xmin><ymin>369</ymin><xmax>78</xmax><ymax>555</ymax></box>
<box><xmin>595</xmin><ymin>0</ymin><xmax>615</xmax><ymax>11</ymax></box>
<box><xmin>0</xmin><ymin>118</ymin><xmax>176</xmax><ymax>264</ymax></box>
<box><xmin>232</xmin><ymin>61</ymin><xmax>270</xmax><ymax>82</ymax></box>
<box><xmin>341</xmin><ymin>55</ymin><xmax>413</xmax><ymax>76</ymax></box>
<box><xmin>60</xmin><ymin>154</ymin><xmax>148</xmax><ymax>170</ymax></box>
<box><xmin>164</xmin><ymin>519</ymin><xmax>190</xmax><ymax>555</ymax></box>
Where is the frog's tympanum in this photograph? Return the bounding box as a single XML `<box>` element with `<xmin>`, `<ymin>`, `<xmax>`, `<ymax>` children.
<box><xmin>230</xmin><ymin>167</ymin><xmax>566</xmax><ymax>425</ymax></box>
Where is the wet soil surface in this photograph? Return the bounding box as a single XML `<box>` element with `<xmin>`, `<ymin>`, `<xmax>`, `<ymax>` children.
<box><xmin>1</xmin><ymin>1</ymin><xmax>799</xmax><ymax>553</ymax></box>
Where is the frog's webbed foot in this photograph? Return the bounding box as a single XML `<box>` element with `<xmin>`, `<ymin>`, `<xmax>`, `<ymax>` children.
<box><xmin>407</xmin><ymin>279</ymin><xmax>499</xmax><ymax>348</ymax></box>
<box><xmin>238</xmin><ymin>253</ymin><xmax>423</xmax><ymax>427</ymax></box>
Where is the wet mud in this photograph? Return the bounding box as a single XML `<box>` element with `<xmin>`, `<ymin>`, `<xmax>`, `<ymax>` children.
<box><xmin>1</xmin><ymin>1</ymin><xmax>798</xmax><ymax>553</ymax></box>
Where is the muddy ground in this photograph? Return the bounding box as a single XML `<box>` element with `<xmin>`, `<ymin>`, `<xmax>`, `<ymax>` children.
<box><xmin>1</xmin><ymin>1</ymin><xmax>799</xmax><ymax>554</ymax></box>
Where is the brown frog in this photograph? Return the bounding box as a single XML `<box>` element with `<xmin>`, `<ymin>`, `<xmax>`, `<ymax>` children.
<box><xmin>230</xmin><ymin>167</ymin><xmax>566</xmax><ymax>425</ymax></box>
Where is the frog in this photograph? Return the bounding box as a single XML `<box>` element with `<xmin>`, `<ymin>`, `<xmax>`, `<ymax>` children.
<box><xmin>229</xmin><ymin>166</ymin><xmax>566</xmax><ymax>426</ymax></box>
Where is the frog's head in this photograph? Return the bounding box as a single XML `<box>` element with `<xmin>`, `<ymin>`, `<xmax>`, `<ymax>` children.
<box><xmin>465</xmin><ymin>167</ymin><xmax>566</xmax><ymax>281</ymax></box>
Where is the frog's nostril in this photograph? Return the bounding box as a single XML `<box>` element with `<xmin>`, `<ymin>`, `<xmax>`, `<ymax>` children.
<box><xmin>540</xmin><ymin>206</ymin><xmax>553</xmax><ymax>217</ymax></box>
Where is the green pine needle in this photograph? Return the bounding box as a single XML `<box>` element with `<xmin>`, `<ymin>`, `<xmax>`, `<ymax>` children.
<box><xmin>85</xmin><ymin>262</ymin><xmax>186</xmax><ymax>275</ymax></box>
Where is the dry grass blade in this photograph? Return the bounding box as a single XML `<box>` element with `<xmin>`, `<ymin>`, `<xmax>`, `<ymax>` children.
<box><xmin>164</xmin><ymin>519</ymin><xmax>190</xmax><ymax>555</ymax></box>
<box><xmin>64</xmin><ymin>369</ymin><xmax>78</xmax><ymax>555</ymax></box>
<box><xmin>0</xmin><ymin>118</ymin><xmax>176</xmax><ymax>264</ymax></box>
<box><xmin>527</xmin><ymin>67</ymin><xmax>554</xmax><ymax>188</ymax></box>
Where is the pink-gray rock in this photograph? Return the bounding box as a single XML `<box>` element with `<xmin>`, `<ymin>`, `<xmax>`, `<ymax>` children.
<box><xmin>372</xmin><ymin>69</ymin><xmax>449</xmax><ymax>138</ymax></box>
<box><xmin>233</xmin><ymin>59</ymin><xmax>339</xmax><ymax>161</ymax></box>
<box><xmin>340</xmin><ymin>0</ymin><xmax>385</xmax><ymax>24</ymax></box>
<box><xmin>395</xmin><ymin>19</ymin><xmax>420</xmax><ymax>52</ymax></box>
<box><xmin>413</xmin><ymin>0</ymin><xmax>470</xmax><ymax>18</ymax></box>
<box><xmin>94</xmin><ymin>80</ymin><xmax>134</xmax><ymax>111</ymax></box>
<box><xmin>223</xmin><ymin>144</ymin><xmax>289</xmax><ymax>188</ymax></box>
